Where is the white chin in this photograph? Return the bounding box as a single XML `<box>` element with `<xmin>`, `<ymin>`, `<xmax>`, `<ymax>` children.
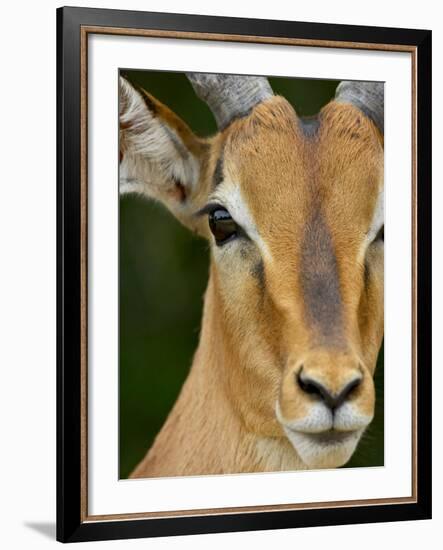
<box><xmin>283</xmin><ymin>428</ymin><xmax>363</xmax><ymax>469</ymax></box>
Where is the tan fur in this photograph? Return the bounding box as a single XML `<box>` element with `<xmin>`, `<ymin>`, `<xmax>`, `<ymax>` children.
<box><xmin>121</xmin><ymin>88</ymin><xmax>384</xmax><ymax>478</ymax></box>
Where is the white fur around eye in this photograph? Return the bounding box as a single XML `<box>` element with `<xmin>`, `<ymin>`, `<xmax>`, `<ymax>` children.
<box><xmin>209</xmin><ymin>183</ymin><xmax>272</xmax><ymax>261</ymax></box>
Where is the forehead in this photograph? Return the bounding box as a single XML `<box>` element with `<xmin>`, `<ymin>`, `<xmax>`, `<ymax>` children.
<box><xmin>220</xmin><ymin>96</ymin><xmax>383</xmax><ymax>247</ymax></box>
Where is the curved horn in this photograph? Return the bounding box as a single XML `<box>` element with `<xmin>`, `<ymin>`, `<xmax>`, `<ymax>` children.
<box><xmin>187</xmin><ymin>73</ymin><xmax>273</xmax><ymax>129</ymax></box>
<box><xmin>335</xmin><ymin>81</ymin><xmax>384</xmax><ymax>133</ymax></box>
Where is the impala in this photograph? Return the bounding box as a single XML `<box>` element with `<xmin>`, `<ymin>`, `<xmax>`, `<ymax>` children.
<box><xmin>119</xmin><ymin>73</ymin><xmax>384</xmax><ymax>477</ymax></box>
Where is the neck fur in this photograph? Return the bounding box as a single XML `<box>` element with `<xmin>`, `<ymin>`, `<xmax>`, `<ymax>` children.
<box><xmin>130</xmin><ymin>272</ymin><xmax>305</xmax><ymax>478</ymax></box>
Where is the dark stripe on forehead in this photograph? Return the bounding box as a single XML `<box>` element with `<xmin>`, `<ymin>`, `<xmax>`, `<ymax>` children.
<box><xmin>213</xmin><ymin>153</ymin><xmax>224</xmax><ymax>187</ymax></box>
<box><xmin>299</xmin><ymin>115</ymin><xmax>320</xmax><ymax>138</ymax></box>
<box><xmin>300</xmin><ymin>210</ymin><xmax>343</xmax><ymax>344</ymax></box>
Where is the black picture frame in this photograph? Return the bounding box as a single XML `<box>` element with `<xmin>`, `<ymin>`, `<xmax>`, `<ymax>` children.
<box><xmin>57</xmin><ymin>6</ymin><xmax>432</xmax><ymax>543</ymax></box>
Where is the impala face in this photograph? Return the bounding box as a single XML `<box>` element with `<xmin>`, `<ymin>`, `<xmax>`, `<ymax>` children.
<box><xmin>120</xmin><ymin>75</ymin><xmax>384</xmax><ymax>471</ymax></box>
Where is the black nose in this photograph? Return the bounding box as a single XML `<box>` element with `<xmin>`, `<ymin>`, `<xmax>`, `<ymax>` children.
<box><xmin>297</xmin><ymin>368</ymin><xmax>362</xmax><ymax>410</ymax></box>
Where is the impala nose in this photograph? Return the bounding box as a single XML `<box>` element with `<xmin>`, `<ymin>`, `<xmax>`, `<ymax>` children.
<box><xmin>297</xmin><ymin>366</ymin><xmax>362</xmax><ymax>410</ymax></box>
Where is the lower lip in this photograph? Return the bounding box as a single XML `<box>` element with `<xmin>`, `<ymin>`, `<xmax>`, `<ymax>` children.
<box><xmin>300</xmin><ymin>430</ymin><xmax>357</xmax><ymax>446</ymax></box>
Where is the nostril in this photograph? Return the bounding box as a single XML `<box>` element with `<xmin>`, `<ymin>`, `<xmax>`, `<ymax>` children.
<box><xmin>297</xmin><ymin>369</ymin><xmax>321</xmax><ymax>397</ymax></box>
<box><xmin>341</xmin><ymin>377</ymin><xmax>362</xmax><ymax>402</ymax></box>
<box><xmin>297</xmin><ymin>368</ymin><xmax>332</xmax><ymax>404</ymax></box>
<box><xmin>296</xmin><ymin>368</ymin><xmax>362</xmax><ymax>410</ymax></box>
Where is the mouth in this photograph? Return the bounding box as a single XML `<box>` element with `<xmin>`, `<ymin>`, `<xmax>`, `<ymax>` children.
<box><xmin>275</xmin><ymin>401</ymin><xmax>370</xmax><ymax>468</ymax></box>
<box><xmin>296</xmin><ymin>429</ymin><xmax>359</xmax><ymax>446</ymax></box>
<box><xmin>282</xmin><ymin>426</ymin><xmax>363</xmax><ymax>469</ymax></box>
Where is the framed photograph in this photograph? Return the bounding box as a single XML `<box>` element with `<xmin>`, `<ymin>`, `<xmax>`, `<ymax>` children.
<box><xmin>57</xmin><ymin>6</ymin><xmax>432</xmax><ymax>543</ymax></box>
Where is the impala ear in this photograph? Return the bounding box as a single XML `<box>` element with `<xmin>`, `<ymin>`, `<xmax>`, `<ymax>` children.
<box><xmin>119</xmin><ymin>76</ymin><xmax>208</xmax><ymax>226</ymax></box>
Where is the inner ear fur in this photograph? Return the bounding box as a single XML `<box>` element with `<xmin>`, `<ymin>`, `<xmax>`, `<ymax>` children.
<box><xmin>119</xmin><ymin>76</ymin><xmax>213</xmax><ymax>234</ymax></box>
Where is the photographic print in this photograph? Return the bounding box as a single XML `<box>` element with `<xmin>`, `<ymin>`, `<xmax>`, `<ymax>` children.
<box><xmin>119</xmin><ymin>71</ymin><xmax>384</xmax><ymax>479</ymax></box>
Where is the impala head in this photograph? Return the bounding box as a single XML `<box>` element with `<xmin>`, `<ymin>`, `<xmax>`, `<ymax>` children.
<box><xmin>120</xmin><ymin>73</ymin><xmax>384</xmax><ymax>470</ymax></box>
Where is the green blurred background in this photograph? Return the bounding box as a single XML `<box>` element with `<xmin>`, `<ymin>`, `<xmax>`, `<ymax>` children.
<box><xmin>119</xmin><ymin>71</ymin><xmax>384</xmax><ymax>478</ymax></box>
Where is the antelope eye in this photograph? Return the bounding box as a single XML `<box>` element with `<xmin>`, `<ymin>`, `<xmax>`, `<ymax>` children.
<box><xmin>208</xmin><ymin>208</ymin><xmax>237</xmax><ymax>245</ymax></box>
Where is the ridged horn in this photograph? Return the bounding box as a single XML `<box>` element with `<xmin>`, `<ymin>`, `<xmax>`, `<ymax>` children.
<box><xmin>335</xmin><ymin>81</ymin><xmax>384</xmax><ymax>133</ymax></box>
<box><xmin>187</xmin><ymin>73</ymin><xmax>274</xmax><ymax>129</ymax></box>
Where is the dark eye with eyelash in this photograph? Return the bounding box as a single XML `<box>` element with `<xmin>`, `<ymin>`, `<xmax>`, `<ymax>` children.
<box><xmin>208</xmin><ymin>207</ymin><xmax>238</xmax><ymax>245</ymax></box>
